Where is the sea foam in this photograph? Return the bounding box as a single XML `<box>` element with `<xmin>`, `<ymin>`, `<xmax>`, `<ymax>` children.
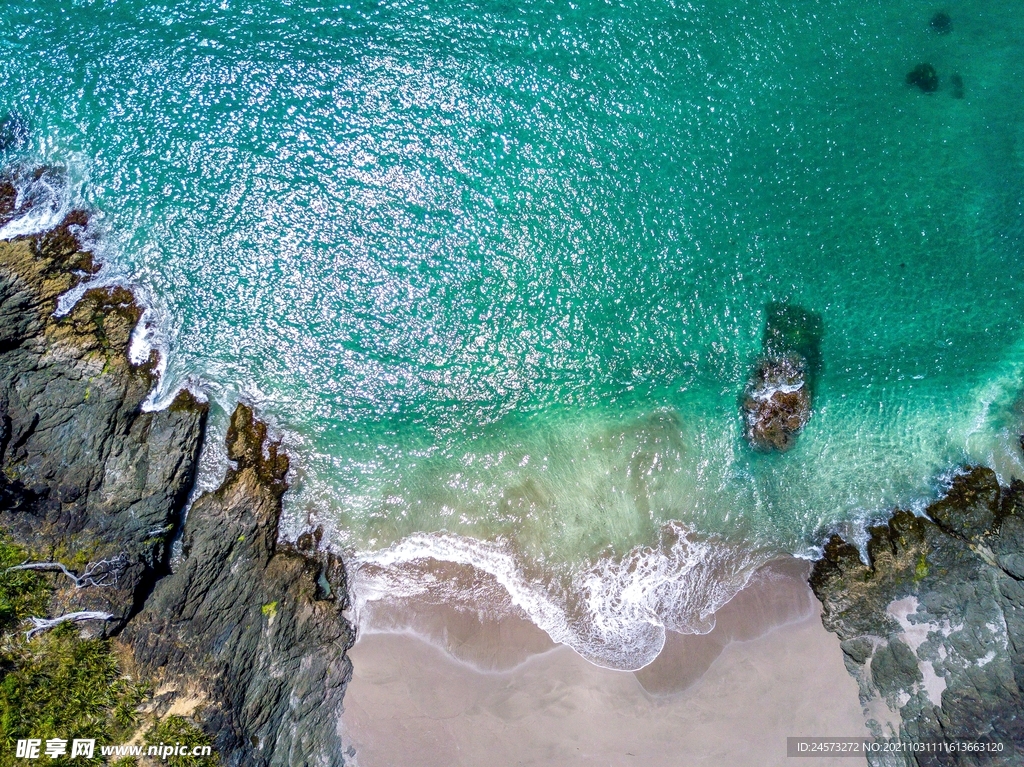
<box><xmin>351</xmin><ymin>521</ymin><xmax>766</xmax><ymax>671</ymax></box>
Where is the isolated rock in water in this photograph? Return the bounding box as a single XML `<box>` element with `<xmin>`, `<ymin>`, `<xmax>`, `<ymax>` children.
<box><xmin>742</xmin><ymin>355</ymin><xmax>811</xmax><ymax>452</ymax></box>
<box><xmin>929</xmin><ymin>11</ymin><xmax>952</xmax><ymax>34</ymax></box>
<box><xmin>742</xmin><ymin>303</ymin><xmax>822</xmax><ymax>452</ymax></box>
<box><xmin>906</xmin><ymin>63</ymin><xmax>939</xmax><ymax>93</ymax></box>
<box><xmin>811</xmin><ymin>467</ymin><xmax>1024</xmax><ymax>765</ymax></box>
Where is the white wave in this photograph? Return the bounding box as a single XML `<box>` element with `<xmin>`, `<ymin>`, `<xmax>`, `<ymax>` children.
<box><xmin>0</xmin><ymin>168</ymin><xmax>73</xmax><ymax>241</ymax></box>
<box><xmin>351</xmin><ymin>522</ymin><xmax>766</xmax><ymax>671</ymax></box>
<box><xmin>747</xmin><ymin>380</ymin><xmax>806</xmax><ymax>402</ymax></box>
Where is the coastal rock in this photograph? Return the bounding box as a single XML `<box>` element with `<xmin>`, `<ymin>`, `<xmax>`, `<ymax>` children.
<box><xmin>906</xmin><ymin>64</ymin><xmax>940</xmax><ymax>93</ymax></box>
<box><xmin>0</xmin><ymin>200</ymin><xmax>354</xmax><ymax>765</ymax></box>
<box><xmin>123</xmin><ymin>403</ymin><xmax>354</xmax><ymax>767</ymax></box>
<box><xmin>0</xmin><ymin>217</ymin><xmax>207</xmax><ymax>630</ymax></box>
<box><xmin>742</xmin><ymin>303</ymin><xmax>822</xmax><ymax>452</ymax></box>
<box><xmin>0</xmin><ymin>179</ymin><xmax>16</xmax><ymax>227</ymax></box>
<box><xmin>811</xmin><ymin>467</ymin><xmax>1024</xmax><ymax>765</ymax></box>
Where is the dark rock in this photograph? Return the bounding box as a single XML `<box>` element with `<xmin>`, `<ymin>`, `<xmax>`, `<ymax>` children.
<box><xmin>124</xmin><ymin>403</ymin><xmax>354</xmax><ymax>767</ymax></box>
<box><xmin>907</xmin><ymin>63</ymin><xmax>940</xmax><ymax>93</ymax></box>
<box><xmin>871</xmin><ymin>638</ymin><xmax>923</xmax><ymax>697</ymax></box>
<box><xmin>0</xmin><ymin>166</ymin><xmax>72</xmax><ymax>231</ymax></box>
<box><xmin>926</xmin><ymin>466</ymin><xmax>1000</xmax><ymax>541</ymax></box>
<box><xmin>741</xmin><ymin>355</ymin><xmax>811</xmax><ymax>452</ymax></box>
<box><xmin>930</xmin><ymin>12</ymin><xmax>952</xmax><ymax>34</ymax></box>
<box><xmin>741</xmin><ymin>303</ymin><xmax>822</xmax><ymax>452</ymax></box>
<box><xmin>811</xmin><ymin>468</ymin><xmax>1024</xmax><ymax>765</ymax></box>
<box><xmin>0</xmin><ymin>204</ymin><xmax>354</xmax><ymax>765</ymax></box>
<box><xmin>0</xmin><ymin>218</ymin><xmax>207</xmax><ymax>630</ymax></box>
<box><xmin>950</xmin><ymin>72</ymin><xmax>965</xmax><ymax>99</ymax></box>
<box><xmin>0</xmin><ymin>180</ymin><xmax>15</xmax><ymax>227</ymax></box>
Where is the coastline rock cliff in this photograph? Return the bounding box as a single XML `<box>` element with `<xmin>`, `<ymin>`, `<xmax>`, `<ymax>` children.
<box><xmin>0</xmin><ymin>198</ymin><xmax>353</xmax><ymax>765</ymax></box>
<box><xmin>812</xmin><ymin>467</ymin><xmax>1024</xmax><ymax>765</ymax></box>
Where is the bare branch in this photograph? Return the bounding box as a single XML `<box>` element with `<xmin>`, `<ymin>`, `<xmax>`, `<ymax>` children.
<box><xmin>4</xmin><ymin>555</ymin><xmax>127</xmax><ymax>589</ymax></box>
<box><xmin>24</xmin><ymin>611</ymin><xmax>113</xmax><ymax>639</ymax></box>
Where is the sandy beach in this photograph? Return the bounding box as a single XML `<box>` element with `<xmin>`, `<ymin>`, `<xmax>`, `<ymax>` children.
<box><xmin>341</xmin><ymin>558</ymin><xmax>869</xmax><ymax>766</ymax></box>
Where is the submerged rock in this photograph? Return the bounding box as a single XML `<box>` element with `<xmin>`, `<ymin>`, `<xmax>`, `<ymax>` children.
<box><xmin>929</xmin><ymin>11</ymin><xmax>952</xmax><ymax>34</ymax></box>
<box><xmin>811</xmin><ymin>467</ymin><xmax>1024</xmax><ymax>765</ymax></box>
<box><xmin>906</xmin><ymin>63</ymin><xmax>940</xmax><ymax>93</ymax></box>
<box><xmin>741</xmin><ymin>303</ymin><xmax>823</xmax><ymax>452</ymax></box>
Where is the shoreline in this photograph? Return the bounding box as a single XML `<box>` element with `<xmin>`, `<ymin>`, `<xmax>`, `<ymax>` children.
<box><xmin>341</xmin><ymin>556</ymin><xmax>869</xmax><ymax>767</ymax></box>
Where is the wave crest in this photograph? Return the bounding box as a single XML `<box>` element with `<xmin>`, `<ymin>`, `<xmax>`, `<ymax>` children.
<box><xmin>351</xmin><ymin>522</ymin><xmax>767</xmax><ymax>671</ymax></box>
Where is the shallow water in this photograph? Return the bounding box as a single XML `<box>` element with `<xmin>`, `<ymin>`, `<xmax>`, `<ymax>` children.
<box><xmin>2</xmin><ymin>0</ymin><xmax>1023</xmax><ymax>667</ymax></box>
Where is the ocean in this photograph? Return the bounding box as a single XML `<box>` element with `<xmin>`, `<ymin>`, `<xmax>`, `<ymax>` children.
<box><xmin>2</xmin><ymin>0</ymin><xmax>1023</xmax><ymax>669</ymax></box>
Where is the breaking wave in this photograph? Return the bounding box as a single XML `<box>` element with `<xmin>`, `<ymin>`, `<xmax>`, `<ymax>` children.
<box><xmin>351</xmin><ymin>522</ymin><xmax>767</xmax><ymax>671</ymax></box>
<box><xmin>0</xmin><ymin>166</ymin><xmax>74</xmax><ymax>241</ymax></box>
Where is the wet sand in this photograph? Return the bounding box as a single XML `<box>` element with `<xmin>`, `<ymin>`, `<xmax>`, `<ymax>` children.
<box><xmin>341</xmin><ymin>558</ymin><xmax>868</xmax><ymax>766</ymax></box>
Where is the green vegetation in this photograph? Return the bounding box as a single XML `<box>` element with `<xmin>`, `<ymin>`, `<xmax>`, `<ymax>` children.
<box><xmin>260</xmin><ymin>601</ymin><xmax>277</xmax><ymax>619</ymax></box>
<box><xmin>0</xmin><ymin>535</ymin><xmax>49</xmax><ymax>633</ymax></box>
<box><xmin>0</xmin><ymin>534</ymin><xmax>144</xmax><ymax>766</ymax></box>
<box><xmin>0</xmin><ymin>532</ymin><xmax>217</xmax><ymax>766</ymax></box>
<box><xmin>914</xmin><ymin>552</ymin><xmax>929</xmax><ymax>583</ymax></box>
<box><xmin>142</xmin><ymin>717</ymin><xmax>218</xmax><ymax>767</ymax></box>
<box><xmin>0</xmin><ymin>624</ymin><xmax>147</xmax><ymax>764</ymax></box>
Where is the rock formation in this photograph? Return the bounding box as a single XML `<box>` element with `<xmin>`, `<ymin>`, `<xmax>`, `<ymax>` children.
<box><xmin>742</xmin><ymin>303</ymin><xmax>822</xmax><ymax>452</ymax></box>
<box><xmin>0</xmin><ymin>206</ymin><xmax>205</xmax><ymax>632</ymax></box>
<box><xmin>811</xmin><ymin>467</ymin><xmax>1024</xmax><ymax>765</ymax></box>
<box><xmin>0</xmin><ymin>188</ymin><xmax>353</xmax><ymax>765</ymax></box>
<box><xmin>125</xmin><ymin>404</ymin><xmax>354</xmax><ymax>766</ymax></box>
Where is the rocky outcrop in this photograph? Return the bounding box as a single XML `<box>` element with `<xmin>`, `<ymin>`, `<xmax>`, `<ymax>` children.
<box><xmin>124</xmin><ymin>403</ymin><xmax>354</xmax><ymax>767</ymax></box>
<box><xmin>0</xmin><ymin>208</ymin><xmax>207</xmax><ymax>631</ymax></box>
<box><xmin>0</xmin><ymin>193</ymin><xmax>353</xmax><ymax>765</ymax></box>
<box><xmin>742</xmin><ymin>303</ymin><xmax>822</xmax><ymax>452</ymax></box>
<box><xmin>811</xmin><ymin>467</ymin><xmax>1024</xmax><ymax>765</ymax></box>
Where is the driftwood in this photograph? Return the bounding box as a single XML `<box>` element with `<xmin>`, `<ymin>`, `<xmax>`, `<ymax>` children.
<box><xmin>3</xmin><ymin>557</ymin><xmax>125</xmax><ymax>638</ymax></box>
<box><xmin>4</xmin><ymin>555</ymin><xmax>127</xmax><ymax>589</ymax></box>
<box><xmin>24</xmin><ymin>611</ymin><xmax>113</xmax><ymax>639</ymax></box>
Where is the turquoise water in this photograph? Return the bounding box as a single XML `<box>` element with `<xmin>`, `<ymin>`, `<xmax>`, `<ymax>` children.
<box><xmin>3</xmin><ymin>0</ymin><xmax>1024</xmax><ymax>666</ymax></box>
